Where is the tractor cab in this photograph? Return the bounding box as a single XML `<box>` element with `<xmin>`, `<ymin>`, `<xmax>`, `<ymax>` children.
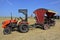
<box><xmin>18</xmin><ymin>9</ymin><xmax>28</xmax><ymax>22</ymax></box>
<box><xmin>18</xmin><ymin>9</ymin><xmax>28</xmax><ymax>25</ymax></box>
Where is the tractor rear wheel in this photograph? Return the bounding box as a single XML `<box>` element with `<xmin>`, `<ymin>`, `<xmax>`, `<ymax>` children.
<box><xmin>43</xmin><ymin>24</ymin><xmax>49</xmax><ymax>30</ymax></box>
<box><xmin>3</xmin><ymin>27</ymin><xmax>11</xmax><ymax>35</ymax></box>
<box><xmin>18</xmin><ymin>24</ymin><xmax>29</xmax><ymax>33</ymax></box>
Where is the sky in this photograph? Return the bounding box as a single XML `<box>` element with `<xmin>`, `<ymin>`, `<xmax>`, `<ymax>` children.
<box><xmin>0</xmin><ymin>0</ymin><xmax>60</xmax><ymax>17</ymax></box>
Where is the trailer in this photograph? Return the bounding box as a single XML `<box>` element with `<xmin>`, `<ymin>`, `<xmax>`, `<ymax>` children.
<box><xmin>33</xmin><ymin>8</ymin><xmax>56</xmax><ymax>30</ymax></box>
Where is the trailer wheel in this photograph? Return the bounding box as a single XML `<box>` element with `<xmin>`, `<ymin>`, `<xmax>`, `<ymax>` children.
<box><xmin>43</xmin><ymin>24</ymin><xmax>49</xmax><ymax>30</ymax></box>
<box><xmin>19</xmin><ymin>24</ymin><xmax>29</xmax><ymax>33</ymax></box>
<box><xmin>3</xmin><ymin>27</ymin><xmax>11</xmax><ymax>35</ymax></box>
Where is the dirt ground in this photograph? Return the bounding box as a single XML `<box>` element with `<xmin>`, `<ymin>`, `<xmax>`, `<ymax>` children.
<box><xmin>0</xmin><ymin>18</ymin><xmax>60</xmax><ymax>40</ymax></box>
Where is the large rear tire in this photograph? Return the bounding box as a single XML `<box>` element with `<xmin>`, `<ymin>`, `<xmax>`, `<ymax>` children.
<box><xmin>18</xmin><ymin>24</ymin><xmax>29</xmax><ymax>33</ymax></box>
<box><xmin>3</xmin><ymin>27</ymin><xmax>11</xmax><ymax>35</ymax></box>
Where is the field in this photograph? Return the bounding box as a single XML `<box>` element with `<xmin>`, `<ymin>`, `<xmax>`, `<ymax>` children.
<box><xmin>0</xmin><ymin>17</ymin><xmax>60</xmax><ymax>40</ymax></box>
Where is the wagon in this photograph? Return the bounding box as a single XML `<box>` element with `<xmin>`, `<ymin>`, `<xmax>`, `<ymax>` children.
<box><xmin>33</xmin><ymin>8</ymin><xmax>56</xmax><ymax>30</ymax></box>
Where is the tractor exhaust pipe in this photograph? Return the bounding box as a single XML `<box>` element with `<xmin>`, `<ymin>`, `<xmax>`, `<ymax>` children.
<box><xmin>11</xmin><ymin>12</ymin><xmax>13</xmax><ymax>20</ymax></box>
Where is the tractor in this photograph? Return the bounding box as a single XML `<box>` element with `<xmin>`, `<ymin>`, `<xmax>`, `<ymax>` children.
<box><xmin>2</xmin><ymin>9</ymin><xmax>29</xmax><ymax>35</ymax></box>
<box><xmin>33</xmin><ymin>8</ymin><xmax>56</xmax><ymax>30</ymax></box>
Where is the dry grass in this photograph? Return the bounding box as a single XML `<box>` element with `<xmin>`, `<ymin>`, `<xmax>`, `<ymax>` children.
<box><xmin>0</xmin><ymin>17</ymin><xmax>60</xmax><ymax>40</ymax></box>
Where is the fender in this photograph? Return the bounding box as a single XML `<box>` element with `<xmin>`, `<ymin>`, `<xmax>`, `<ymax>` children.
<box><xmin>18</xmin><ymin>20</ymin><xmax>29</xmax><ymax>25</ymax></box>
<box><xmin>2</xmin><ymin>20</ymin><xmax>17</xmax><ymax>28</ymax></box>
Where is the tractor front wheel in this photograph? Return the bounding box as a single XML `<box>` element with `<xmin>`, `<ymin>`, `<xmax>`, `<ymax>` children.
<box><xmin>18</xmin><ymin>24</ymin><xmax>29</xmax><ymax>33</ymax></box>
<box><xmin>3</xmin><ymin>27</ymin><xmax>11</xmax><ymax>35</ymax></box>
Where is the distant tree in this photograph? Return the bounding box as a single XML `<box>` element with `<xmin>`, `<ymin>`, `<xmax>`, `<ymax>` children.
<box><xmin>59</xmin><ymin>16</ymin><xmax>60</xmax><ymax>19</ymax></box>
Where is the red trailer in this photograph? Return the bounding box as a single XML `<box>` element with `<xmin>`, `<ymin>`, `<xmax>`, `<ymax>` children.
<box><xmin>33</xmin><ymin>8</ymin><xmax>56</xmax><ymax>30</ymax></box>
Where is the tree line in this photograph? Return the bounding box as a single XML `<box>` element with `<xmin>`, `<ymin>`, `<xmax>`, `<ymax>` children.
<box><xmin>54</xmin><ymin>16</ymin><xmax>60</xmax><ymax>19</ymax></box>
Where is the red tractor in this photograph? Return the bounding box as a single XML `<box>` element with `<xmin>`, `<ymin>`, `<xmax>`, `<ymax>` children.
<box><xmin>33</xmin><ymin>8</ymin><xmax>56</xmax><ymax>30</ymax></box>
<box><xmin>2</xmin><ymin>9</ymin><xmax>29</xmax><ymax>35</ymax></box>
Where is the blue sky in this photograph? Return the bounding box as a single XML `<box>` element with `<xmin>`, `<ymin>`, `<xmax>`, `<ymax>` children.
<box><xmin>0</xmin><ymin>0</ymin><xmax>60</xmax><ymax>17</ymax></box>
